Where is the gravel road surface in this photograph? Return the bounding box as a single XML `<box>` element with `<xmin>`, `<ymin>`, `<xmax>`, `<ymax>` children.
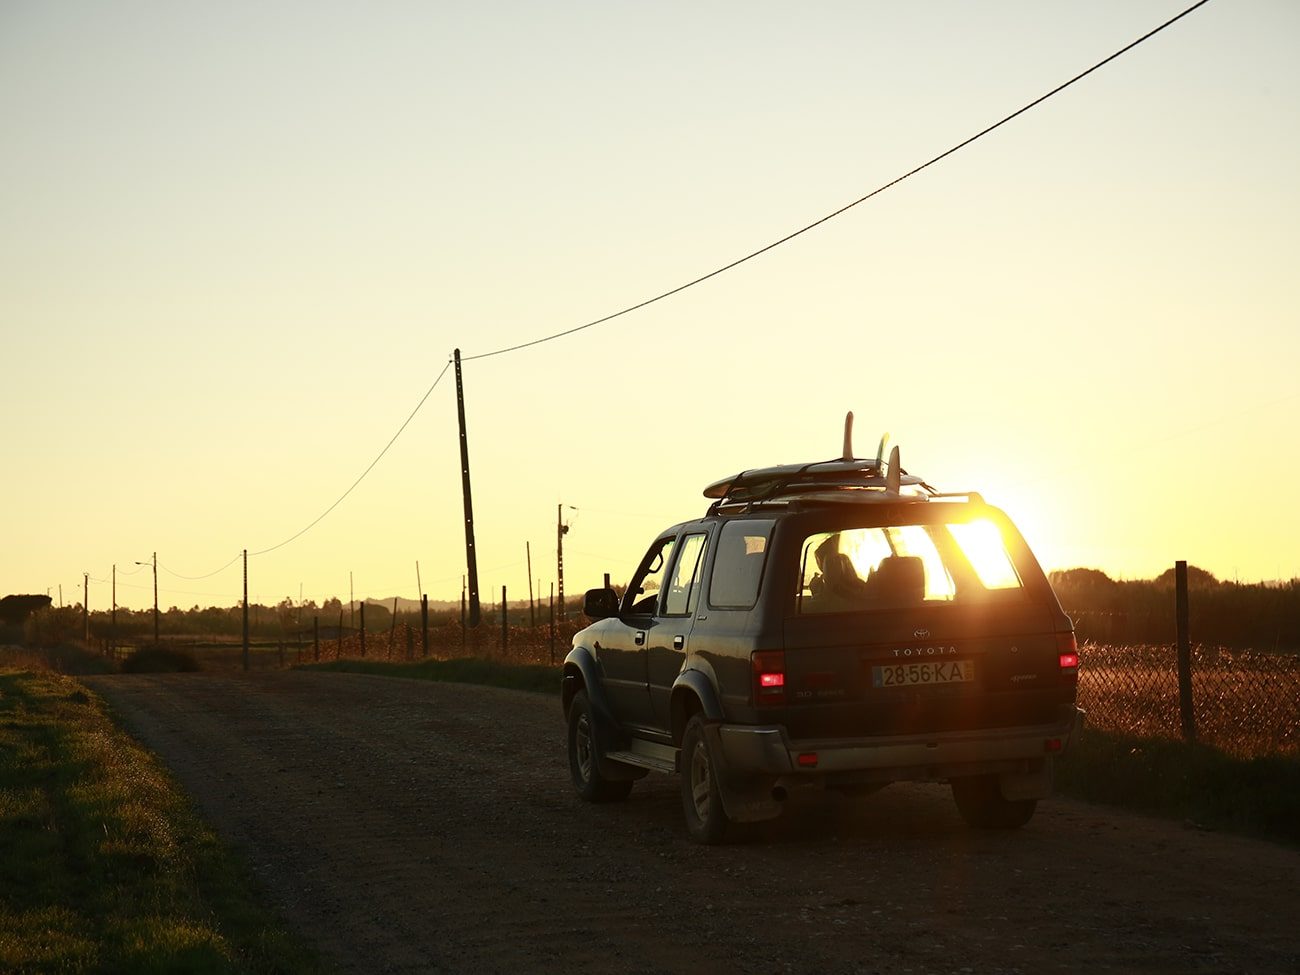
<box><xmin>82</xmin><ymin>671</ymin><xmax>1300</xmax><ymax>975</ymax></box>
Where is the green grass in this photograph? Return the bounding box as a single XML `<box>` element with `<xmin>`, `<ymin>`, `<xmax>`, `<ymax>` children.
<box><xmin>297</xmin><ymin>656</ymin><xmax>562</xmax><ymax>695</ymax></box>
<box><xmin>0</xmin><ymin>665</ymin><xmax>325</xmax><ymax>974</ymax></box>
<box><xmin>1056</xmin><ymin>728</ymin><xmax>1300</xmax><ymax>846</ymax></box>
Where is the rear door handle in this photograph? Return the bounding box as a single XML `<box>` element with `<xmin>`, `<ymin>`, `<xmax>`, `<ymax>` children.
<box><xmin>635</xmin><ymin>631</ymin><xmax>646</xmax><ymax>646</ymax></box>
<box><xmin>673</xmin><ymin>635</ymin><xmax>685</xmax><ymax>651</ymax></box>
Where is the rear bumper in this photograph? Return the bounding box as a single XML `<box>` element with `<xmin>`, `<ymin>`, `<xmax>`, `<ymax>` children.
<box><xmin>716</xmin><ymin>707</ymin><xmax>1084</xmax><ymax>781</ymax></box>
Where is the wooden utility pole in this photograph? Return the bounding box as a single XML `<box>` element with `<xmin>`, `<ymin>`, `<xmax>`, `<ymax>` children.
<box><xmin>242</xmin><ymin>550</ymin><xmax>249</xmax><ymax>671</ymax></box>
<box><xmin>421</xmin><ymin>594</ymin><xmax>429</xmax><ymax>657</ymax></box>
<box><xmin>111</xmin><ymin>564</ymin><xmax>116</xmax><ymax>659</ymax></box>
<box><xmin>557</xmin><ymin>505</ymin><xmax>569</xmax><ymax>621</ymax></box>
<box><xmin>527</xmin><ymin>542</ymin><xmax>536</xmax><ymax>628</ymax></box>
<box><xmin>501</xmin><ymin>585</ymin><xmax>508</xmax><ymax>654</ymax></box>
<box><xmin>454</xmin><ymin>349</ymin><xmax>482</xmax><ymax>627</ymax></box>
<box><xmin>151</xmin><ymin>552</ymin><xmax>158</xmax><ymax>644</ymax></box>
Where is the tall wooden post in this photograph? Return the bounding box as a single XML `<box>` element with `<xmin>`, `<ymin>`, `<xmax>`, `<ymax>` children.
<box><xmin>151</xmin><ymin>552</ymin><xmax>159</xmax><ymax>645</ymax></box>
<box><xmin>421</xmin><ymin>594</ymin><xmax>429</xmax><ymax>658</ymax></box>
<box><xmin>454</xmin><ymin>349</ymin><xmax>482</xmax><ymax>627</ymax></box>
<box><xmin>557</xmin><ymin>505</ymin><xmax>569</xmax><ymax>620</ymax></box>
<box><xmin>1175</xmin><ymin>561</ymin><xmax>1196</xmax><ymax>743</ymax></box>
<box><xmin>527</xmin><ymin>542</ymin><xmax>536</xmax><ymax>629</ymax></box>
<box><xmin>242</xmin><ymin>549</ymin><xmax>249</xmax><ymax>671</ymax></box>
<box><xmin>501</xmin><ymin>585</ymin><xmax>508</xmax><ymax>655</ymax></box>
<box><xmin>111</xmin><ymin>563</ymin><xmax>117</xmax><ymax>659</ymax></box>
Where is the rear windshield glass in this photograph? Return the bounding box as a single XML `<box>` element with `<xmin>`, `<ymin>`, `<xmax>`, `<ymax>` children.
<box><xmin>797</xmin><ymin>518</ymin><xmax>1023</xmax><ymax>614</ymax></box>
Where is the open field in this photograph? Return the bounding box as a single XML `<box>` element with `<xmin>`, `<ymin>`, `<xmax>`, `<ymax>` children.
<box><xmin>82</xmin><ymin>669</ymin><xmax>1300</xmax><ymax>975</ymax></box>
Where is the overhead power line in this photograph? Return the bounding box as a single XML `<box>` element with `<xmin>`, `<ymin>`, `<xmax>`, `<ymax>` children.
<box><xmin>160</xmin><ymin>554</ymin><xmax>242</xmax><ymax>581</ymax></box>
<box><xmin>463</xmin><ymin>0</ymin><xmax>1212</xmax><ymax>363</ymax></box>
<box><xmin>249</xmin><ymin>359</ymin><xmax>454</xmax><ymax>558</ymax></box>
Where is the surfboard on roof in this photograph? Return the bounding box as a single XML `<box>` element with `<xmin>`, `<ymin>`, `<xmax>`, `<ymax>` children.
<box><xmin>702</xmin><ymin>413</ymin><xmax>929</xmax><ymax>503</ymax></box>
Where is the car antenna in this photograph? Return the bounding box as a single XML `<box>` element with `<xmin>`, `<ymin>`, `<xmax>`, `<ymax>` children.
<box><xmin>842</xmin><ymin>411</ymin><xmax>854</xmax><ymax>461</ymax></box>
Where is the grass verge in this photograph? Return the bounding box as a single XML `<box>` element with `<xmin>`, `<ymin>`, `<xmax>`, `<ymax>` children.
<box><xmin>298</xmin><ymin>656</ymin><xmax>561</xmax><ymax>695</ymax></box>
<box><xmin>1056</xmin><ymin>728</ymin><xmax>1300</xmax><ymax>847</ymax></box>
<box><xmin>0</xmin><ymin>665</ymin><xmax>324</xmax><ymax>974</ymax></box>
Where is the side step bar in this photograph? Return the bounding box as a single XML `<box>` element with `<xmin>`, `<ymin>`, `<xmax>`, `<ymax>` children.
<box><xmin>604</xmin><ymin>739</ymin><xmax>678</xmax><ymax>774</ymax></box>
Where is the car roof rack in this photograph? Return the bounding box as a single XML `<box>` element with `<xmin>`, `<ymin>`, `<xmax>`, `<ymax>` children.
<box><xmin>703</xmin><ymin>413</ymin><xmax>982</xmax><ymax>514</ymax></box>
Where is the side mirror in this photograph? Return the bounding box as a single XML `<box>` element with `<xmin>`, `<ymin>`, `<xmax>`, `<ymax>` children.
<box><xmin>583</xmin><ymin>587</ymin><xmax>620</xmax><ymax>619</ymax></box>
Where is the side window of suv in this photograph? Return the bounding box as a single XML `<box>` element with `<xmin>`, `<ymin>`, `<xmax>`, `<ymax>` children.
<box><xmin>708</xmin><ymin>519</ymin><xmax>773</xmax><ymax>609</ymax></box>
<box><xmin>662</xmin><ymin>533</ymin><xmax>708</xmax><ymax>617</ymax></box>
<box><xmin>625</xmin><ymin>536</ymin><xmax>676</xmax><ymax>615</ymax></box>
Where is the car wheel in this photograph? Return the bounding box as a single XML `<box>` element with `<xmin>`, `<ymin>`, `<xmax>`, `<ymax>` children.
<box><xmin>680</xmin><ymin>714</ymin><xmax>732</xmax><ymax>844</ymax></box>
<box><xmin>951</xmin><ymin>774</ymin><xmax>1037</xmax><ymax>829</ymax></box>
<box><xmin>567</xmin><ymin>689</ymin><xmax>633</xmax><ymax>803</ymax></box>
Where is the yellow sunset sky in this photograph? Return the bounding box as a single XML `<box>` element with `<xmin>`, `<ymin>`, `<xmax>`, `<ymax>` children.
<box><xmin>3</xmin><ymin>1</ymin><xmax>1298</xmax><ymax>612</ymax></box>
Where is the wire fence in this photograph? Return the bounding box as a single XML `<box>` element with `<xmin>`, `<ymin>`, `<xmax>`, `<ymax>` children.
<box><xmin>1075</xmin><ymin>643</ymin><xmax>1300</xmax><ymax>758</ymax></box>
<box><xmin>99</xmin><ymin>613</ymin><xmax>1300</xmax><ymax>760</ymax></box>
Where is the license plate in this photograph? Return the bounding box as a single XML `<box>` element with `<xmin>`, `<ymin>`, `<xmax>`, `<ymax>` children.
<box><xmin>872</xmin><ymin>660</ymin><xmax>975</xmax><ymax>688</ymax></box>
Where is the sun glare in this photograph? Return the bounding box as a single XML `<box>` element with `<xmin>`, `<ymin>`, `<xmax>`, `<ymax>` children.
<box><xmin>949</xmin><ymin>520</ymin><xmax>1022</xmax><ymax>590</ymax></box>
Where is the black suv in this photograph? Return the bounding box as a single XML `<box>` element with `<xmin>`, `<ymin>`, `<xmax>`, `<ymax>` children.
<box><xmin>562</xmin><ymin>427</ymin><xmax>1083</xmax><ymax>843</ymax></box>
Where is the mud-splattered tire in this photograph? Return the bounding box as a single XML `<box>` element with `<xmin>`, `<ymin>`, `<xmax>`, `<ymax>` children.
<box><xmin>680</xmin><ymin>714</ymin><xmax>732</xmax><ymax>844</ymax></box>
<box><xmin>567</xmin><ymin>689</ymin><xmax>633</xmax><ymax>803</ymax></box>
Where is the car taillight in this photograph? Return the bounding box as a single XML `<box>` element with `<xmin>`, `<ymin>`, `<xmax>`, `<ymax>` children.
<box><xmin>1057</xmin><ymin>632</ymin><xmax>1079</xmax><ymax>681</ymax></box>
<box><xmin>752</xmin><ymin>650</ymin><xmax>786</xmax><ymax>707</ymax></box>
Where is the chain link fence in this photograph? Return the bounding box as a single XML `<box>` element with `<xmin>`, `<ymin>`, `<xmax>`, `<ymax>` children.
<box><xmin>1076</xmin><ymin>643</ymin><xmax>1300</xmax><ymax>757</ymax></box>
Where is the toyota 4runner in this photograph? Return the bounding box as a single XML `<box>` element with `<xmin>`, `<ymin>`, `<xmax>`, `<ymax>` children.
<box><xmin>562</xmin><ymin>419</ymin><xmax>1083</xmax><ymax>843</ymax></box>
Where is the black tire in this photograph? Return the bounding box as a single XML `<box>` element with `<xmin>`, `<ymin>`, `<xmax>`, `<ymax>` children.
<box><xmin>951</xmin><ymin>774</ymin><xmax>1037</xmax><ymax>829</ymax></box>
<box><xmin>680</xmin><ymin>714</ymin><xmax>732</xmax><ymax>844</ymax></box>
<box><xmin>567</xmin><ymin>689</ymin><xmax>633</xmax><ymax>803</ymax></box>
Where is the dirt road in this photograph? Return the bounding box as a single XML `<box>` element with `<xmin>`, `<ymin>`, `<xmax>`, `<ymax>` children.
<box><xmin>82</xmin><ymin>671</ymin><xmax>1299</xmax><ymax>975</ymax></box>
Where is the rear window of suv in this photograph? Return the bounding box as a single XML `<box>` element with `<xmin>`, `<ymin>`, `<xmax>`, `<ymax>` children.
<box><xmin>796</xmin><ymin>518</ymin><xmax>1023</xmax><ymax>614</ymax></box>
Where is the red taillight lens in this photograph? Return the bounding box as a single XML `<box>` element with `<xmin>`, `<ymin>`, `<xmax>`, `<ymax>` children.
<box><xmin>1057</xmin><ymin>632</ymin><xmax>1079</xmax><ymax>680</ymax></box>
<box><xmin>752</xmin><ymin>650</ymin><xmax>786</xmax><ymax>706</ymax></box>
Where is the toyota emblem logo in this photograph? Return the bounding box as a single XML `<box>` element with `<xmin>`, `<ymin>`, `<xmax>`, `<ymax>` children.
<box><xmin>914</xmin><ymin>628</ymin><xmax>930</xmax><ymax>639</ymax></box>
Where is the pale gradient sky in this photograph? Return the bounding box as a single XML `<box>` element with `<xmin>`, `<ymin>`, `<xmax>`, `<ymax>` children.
<box><xmin>3</xmin><ymin>1</ymin><xmax>1298</xmax><ymax>612</ymax></box>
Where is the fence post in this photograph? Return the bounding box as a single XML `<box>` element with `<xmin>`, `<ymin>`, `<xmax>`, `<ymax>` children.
<box><xmin>1175</xmin><ymin>560</ymin><xmax>1196</xmax><ymax>743</ymax></box>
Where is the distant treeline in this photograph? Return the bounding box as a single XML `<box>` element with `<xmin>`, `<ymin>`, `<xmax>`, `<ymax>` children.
<box><xmin>17</xmin><ymin>595</ymin><xmax>576</xmax><ymax>648</ymax></box>
<box><xmin>10</xmin><ymin>568</ymin><xmax>1298</xmax><ymax>653</ymax></box>
<box><xmin>1051</xmin><ymin>567</ymin><xmax>1300</xmax><ymax>652</ymax></box>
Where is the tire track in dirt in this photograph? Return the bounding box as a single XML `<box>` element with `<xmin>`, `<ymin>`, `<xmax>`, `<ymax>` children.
<box><xmin>84</xmin><ymin>671</ymin><xmax>1300</xmax><ymax>974</ymax></box>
